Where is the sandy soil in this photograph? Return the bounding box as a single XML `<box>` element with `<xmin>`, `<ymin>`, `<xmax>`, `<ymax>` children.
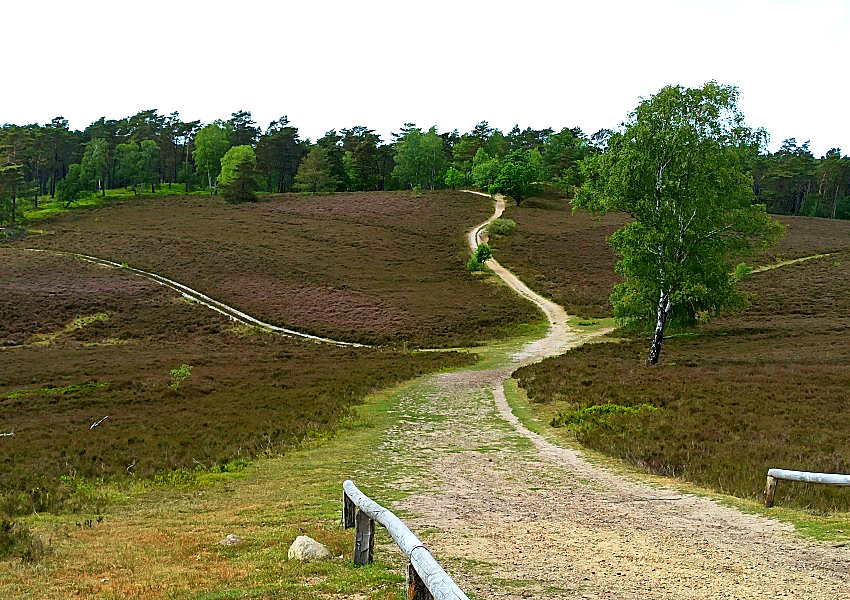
<box><xmin>382</xmin><ymin>192</ymin><xmax>850</xmax><ymax>598</ymax></box>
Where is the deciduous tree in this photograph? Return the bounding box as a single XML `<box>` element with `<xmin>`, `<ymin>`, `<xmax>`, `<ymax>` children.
<box><xmin>193</xmin><ymin>122</ymin><xmax>232</xmax><ymax>194</ymax></box>
<box><xmin>575</xmin><ymin>82</ymin><xmax>784</xmax><ymax>365</ymax></box>
<box><xmin>219</xmin><ymin>145</ymin><xmax>258</xmax><ymax>203</ymax></box>
<box><xmin>489</xmin><ymin>150</ymin><xmax>542</xmax><ymax>205</ymax></box>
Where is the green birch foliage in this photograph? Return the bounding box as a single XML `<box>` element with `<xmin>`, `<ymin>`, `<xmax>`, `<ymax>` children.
<box><xmin>80</xmin><ymin>138</ymin><xmax>108</xmax><ymax>193</ymax></box>
<box><xmin>470</xmin><ymin>148</ymin><xmax>501</xmax><ymax>189</ymax></box>
<box><xmin>193</xmin><ymin>122</ymin><xmax>232</xmax><ymax>193</ymax></box>
<box><xmin>393</xmin><ymin>126</ymin><xmax>445</xmax><ymax>189</ymax></box>
<box><xmin>575</xmin><ymin>82</ymin><xmax>784</xmax><ymax>332</ymax></box>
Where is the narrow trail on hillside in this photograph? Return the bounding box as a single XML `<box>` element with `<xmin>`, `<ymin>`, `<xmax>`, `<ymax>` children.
<box><xmin>372</xmin><ymin>191</ymin><xmax>850</xmax><ymax>598</ymax></box>
<box><xmin>15</xmin><ymin>248</ymin><xmax>365</xmax><ymax>347</ymax></box>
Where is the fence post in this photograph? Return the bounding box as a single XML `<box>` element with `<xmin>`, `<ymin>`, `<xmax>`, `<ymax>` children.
<box><xmin>764</xmin><ymin>475</ymin><xmax>778</xmax><ymax>508</ymax></box>
<box><xmin>354</xmin><ymin>509</ymin><xmax>374</xmax><ymax>566</ymax></box>
<box><xmin>407</xmin><ymin>561</ymin><xmax>432</xmax><ymax>599</ymax></box>
<box><xmin>342</xmin><ymin>490</ymin><xmax>356</xmax><ymax>529</ymax></box>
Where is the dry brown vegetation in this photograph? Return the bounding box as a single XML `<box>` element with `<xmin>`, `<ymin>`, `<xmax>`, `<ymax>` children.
<box><xmin>14</xmin><ymin>190</ymin><xmax>540</xmax><ymax>347</ymax></box>
<box><xmin>0</xmin><ymin>249</ymin><xmax>471</xmax><ymax>515</ymax></box>
<box><xmin>491</xmin><ymin>191</ymin><xmax>850</xmax><ymax>319</ymax></box>
<box><xmin>490</xmin><ymin>192</ymin><xmax>625</xmax><ymax>318</ymax></box>
<box><xmin>515</xmin><ymin>248</ymin><xmax>850</xmax><ymax>511</ymax></box>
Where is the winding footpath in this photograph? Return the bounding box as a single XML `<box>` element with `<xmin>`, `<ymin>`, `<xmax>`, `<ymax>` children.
<box><xmin>370</xmin><ymin>192</ymin><xmax>850</xmax><ymax>599</ymax></box>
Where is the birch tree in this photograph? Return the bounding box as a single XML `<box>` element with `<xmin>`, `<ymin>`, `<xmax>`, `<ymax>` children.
<box><xmin>193</xmin><ymin>122</ymin><xmax>232</xmax><ymax>194</ymax></box>
<box><xmin>575</xmin><ymin>82</ymin><xmax>783</xmax><ymax>365</ymax></box>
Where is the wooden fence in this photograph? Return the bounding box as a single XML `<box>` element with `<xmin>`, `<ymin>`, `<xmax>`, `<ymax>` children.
<box><xmin>764</xmin><ymin>468</ymin><xmax>850</xmax><ymax>507</ymax></box>
<box><xmin>343</xmin><ymin>480</ymin><xmax>469</xmax><ymax>600</ymax></box>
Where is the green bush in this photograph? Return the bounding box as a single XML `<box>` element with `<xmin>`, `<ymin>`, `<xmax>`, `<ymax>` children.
<box><xmin>0</xmin><ymin>518</ymin><xmax>48</xmax><ymax>563</ymax></box>
<box><xmin>551</xmin><ymin>402</ymin><xmax>658</xmax><ymax>430</ymax></box>
<box><xmin>169</xmin><ymin>364</ymin><xmax>193</xmax><ymax>390</ymax></box>
<box><xmin>733</xmin><ymin>262</ymin><xmax>753</xmax><ymax>281</ymax></box>
<box><xmin>486</xmin><ymin>218</ymin><xmax>517</xmax><ymax>236</ymax></box>
<box><xmin>466</xmin><ymin>256</ymin><xmax>484</xmax><ymax>272</ymax></box>
<box><xmin>474</xmin><ymin>243</ymin><xmax>493</xmax><ymax>263</ymax></box>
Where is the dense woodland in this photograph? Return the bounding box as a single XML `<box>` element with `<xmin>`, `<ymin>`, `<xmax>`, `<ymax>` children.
<box><xmin>0</xmin><ymin>109</ymin><xmax>848</xmax><ymax>225</ymax></box>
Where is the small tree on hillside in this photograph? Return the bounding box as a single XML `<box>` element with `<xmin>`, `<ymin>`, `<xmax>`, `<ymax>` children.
<box><xmin>115</xmin><ymin>142</ymin><xmax>141</xmax><ymax>193</ymax></box>
<box><xmin>219</xmin><ymin>145</ymin><xmax>258</xmax><ymax>203</ymax></box>
<box><xmin>294</xmin><ymin>146</ymin><xmax>338</xmax><ymax>193</ymax></box>
<box><xmin>489</xmin><ymin>150</ymin><xmax>542</xmax><ymax>205</ymax></box>
<box><xmin>139</xmin><ymin>139</ymin><xmax>160</xmax><ymax>194</ymax></box>
<box><xmin>575</xmin><ymin>81</ymin><xmax>784</xmax><ymax>365</ymax></box>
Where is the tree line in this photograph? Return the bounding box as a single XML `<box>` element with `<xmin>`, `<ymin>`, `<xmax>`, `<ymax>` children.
<box><xmin>1</xmin><ymin>108</ymin><xmax>848</xmax><ymax>223</ymax></box>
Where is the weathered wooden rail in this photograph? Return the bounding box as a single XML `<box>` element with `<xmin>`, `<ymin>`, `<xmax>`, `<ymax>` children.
<box><xmin>764</xmin><ymin>468</ymin><xmax>850</xmax><ymax>507</ymax></box>
<box><xmin>343</xmin><ymin>480</ymin><xmax>469</xmax><ymax>600</ymax></box>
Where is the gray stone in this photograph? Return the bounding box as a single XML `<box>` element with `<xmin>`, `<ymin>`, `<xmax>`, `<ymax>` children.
<box><xmin>288</xmin><ymin>535</ymin><xmax>331</xmax><ymax>561</ymax></box>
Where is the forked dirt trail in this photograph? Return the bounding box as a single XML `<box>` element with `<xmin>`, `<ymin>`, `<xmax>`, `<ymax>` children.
<box><xmin>377</xmin><ymin>192</ymin><xmax>850</xmax><ymax>598</ymax></box>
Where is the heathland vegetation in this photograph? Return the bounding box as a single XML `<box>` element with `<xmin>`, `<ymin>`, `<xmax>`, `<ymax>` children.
<box><xmin>10</xmin><ymin>190</ymin><xmax>539</xmax><ymax>347</ymax></box>
<box><xmin>0</xmin><ymin>248</ymin><xmax>473</xmax><ymax>517</ymax></box>
<box><xmin>513</xmin><ymin>246</ymin><xmax>850</xmax><ymax>511</ymax></box>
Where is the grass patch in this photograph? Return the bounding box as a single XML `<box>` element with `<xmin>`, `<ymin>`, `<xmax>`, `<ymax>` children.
<box><xmin>550</xmin><ymin>402</ymin><xmax>658</xmax><ymax>429</ymax></box>
<box><xmin>28</xmin><ymin>312</ymin><xmax>110</xmax><ymax>346</ymax></box>
<box><xmin>1</xmin><ymin>381</ymin><xmax>109</xmax><ymax>401</ymax></box>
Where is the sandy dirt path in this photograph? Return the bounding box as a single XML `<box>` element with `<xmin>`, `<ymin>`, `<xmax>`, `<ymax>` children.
<box><xmin>376</xmin><ymin>192</ymin><xmax>850</xmax><ymax>598</ymax></box>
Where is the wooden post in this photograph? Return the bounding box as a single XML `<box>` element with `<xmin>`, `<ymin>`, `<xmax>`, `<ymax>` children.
<box><xmin>342</xmin><ymin>491</ymin><xmax>356</xmax><ymax>529</ymax></box>
<box><xmin>407</xmin><ymin>562</ymin><xmax>432</xmax><ymax>599</ymax></box>
<box><xmin>353</xmin><ymin>509</ymin><xmax>374</xmax><ymax>566</ymax></box>
<box><xmin>765</xmin><ymin>475</ymin><xmax>778</xmax><ymax>508</ymax></box>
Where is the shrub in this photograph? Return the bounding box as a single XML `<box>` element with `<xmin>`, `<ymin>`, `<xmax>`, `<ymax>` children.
<box><xmin>486</xmin><ymin>218</ymin><xmax>517</xmax><ymax>236</ymax></box>
<box><xmin>0</xmin><ymin>518</ymin><xmax>48</xmax><ymax>563</ymax></box>
<box><xmin>466</xmin><ymin>256</ymin><xmax>484</xmax><ymax>272</ymax></box>
<box><xmin>169</xmin><ymin>364</ymin><xmax>193</xmax><ymax>390</ymax></box>
<box><xmin>444</xmin><ymin>166</ymin><xmax>466</xmax><ymax>189</ymax></box>
<box><xmin>733</xmin><ymin>262</ymin><xmax>753</xmax><ymax>281</ymax></box>
<box><xmin>474</xmin><ymin>243</ymin><xmax>493</xmax><ymax>263</ymax></box>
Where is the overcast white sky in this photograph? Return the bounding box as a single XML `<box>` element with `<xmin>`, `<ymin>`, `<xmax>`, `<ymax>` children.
<box><xmin>2</xmin><ymin>0</ymin><xmax>847</xmax><ymax>156</ymax></box>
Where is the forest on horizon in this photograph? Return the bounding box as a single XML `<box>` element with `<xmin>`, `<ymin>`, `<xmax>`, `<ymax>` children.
<box><xmin>1</xmin><ymin>108</ymin><xmax>848</xmax><ymax>223</ymax></box>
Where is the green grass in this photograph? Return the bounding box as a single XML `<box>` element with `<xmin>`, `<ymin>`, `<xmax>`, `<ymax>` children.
<box><xmin>21</xmin><ymin>187</ymin><xmax>212</xmax><ymax>222</ymax></box>
<box><xmin>567</xmin><ymin>315</ymin><xmax>616</xmax><ymax>332</ymax></box>
<box><xmin>1</xmin><ymin>381</ymin><xmax>109</xmax><ymax>401</ymax></box>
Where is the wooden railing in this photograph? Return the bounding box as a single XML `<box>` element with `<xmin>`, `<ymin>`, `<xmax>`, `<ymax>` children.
<box><xmin>343</xmin><ymin>480</ymin><xmax>469</xmax><ymax>600</ymax></box>
<box><xmin>764</xmin><ymin>468</ymin><xmax>850</xmax><ymax>507</ymax></box>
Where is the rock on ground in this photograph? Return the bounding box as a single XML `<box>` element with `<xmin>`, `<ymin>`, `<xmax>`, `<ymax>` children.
<box><xmin>288</xmin><ymin>536</ymin><xmax>331</xmax><ymax>561</ymax></box>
